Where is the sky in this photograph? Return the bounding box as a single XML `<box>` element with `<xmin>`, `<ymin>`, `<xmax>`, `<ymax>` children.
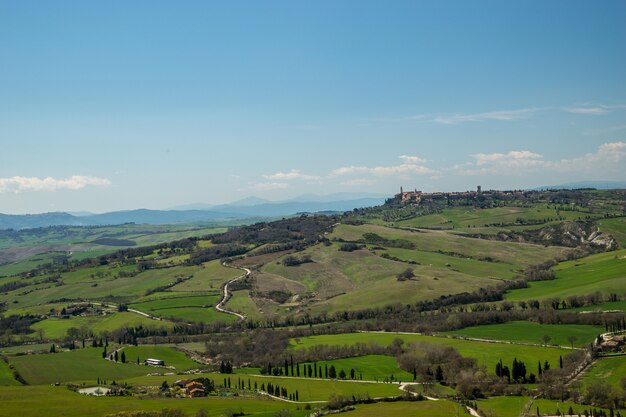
<box><xmin>1</xmin><ymin>0</ymin><xmax>625</xmax><ymax>214</ymax></box>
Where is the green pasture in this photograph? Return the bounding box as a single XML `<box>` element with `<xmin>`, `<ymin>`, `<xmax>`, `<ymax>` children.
<box><xmin>0</xmin><ymin>252</ymin><xmax>65</xmax><ymax>277</ymax></box>
<box><xmin>477</xmin><ymin>396</ymin><xmax>619</xmax><ymax>417</ymax></box>
<box><xmin>0</xmin><ymin>265</ymin><xmax>201</xmax><ymax>309</ymax></box>
<box><xmin>129</xmin><ymin>293</ymin><xmax>234</xmax><ymax>323</ymax></box>
<box><xmin>393</xmin><ymin>206</ymin><xmax>593</xmax><ymax>230</ymax></box>
<box><xmin>0</xmin><ymin>359</ymin><xmax>20</xmax><ymax>385</ymax></box>
<box><xmin>228</xmin><ymin>290</ymin><xmax>265</xmax><ymax>321</ymax></box>
<box><xmin>444</xmin><ymin>321</ymin><xmax>604</xmax><ymax>347</ymax></box>
<box><xmin>30</xmin><ymin>312</ymin><xmax>173</xmax><ymax>340</ymax></box>
<box><xmin>170</xmin><ymin>259</ymin><xmax>242</xmax><ymax>292</ymax></box>
<box><xmin>300</xmin><ymin>354</ymin><xmax>413</xmax><ymax>382</ymax></box>
<box><xmin>506</xmin><ymin>249</ymin><xmax>626</xmax><ymax>302</ymax></box>
<box><xmin>120</xmin><ymin>345</ymin><xmax>201</xmax><ymax>371</ymax></box>
<box><xmin>9</xmin><ymin>348</ymin><xmax>151</xmax><ymax>385</ymax></box>
<box><xmin>262</xmin><ymin>242</ymin><xmax>501</xmax><ymax>313</ymax></box>
<box><xmin>580</xmin><ymin>356</ymin><xmax>626</xmax><ymax>391</ymax></box>
<box><xmin>571</xmin><ymin>300</ymin><xmax>626</xmax><ymax>312</ymax></box>
<box><xmin>130</xmin><ymin>293</ymin><xmax>219</xmax><ymax>309</ymax></box>
<box><xmin>378</xmin><ymin>246</ymin><xmax>518</xmax><ymax>279</ymax></box>
<box><xmin>156</xmin><ymin>253</ymin><xmax>190</xmax><ymax>266</ymax></box>
<box><xmin>0</xmin><ymin>386</ymin><xmax>306</xmax><ymax>417</ymax></box>
<box><xmin>331</xmin><ymin>223</ymin><xmax>570</xmax><ymax>267</ymax></box>
<box><xmin>290</xmin><ymin>332</ymin><xmax>570</xmax><ymax>373</ymax></box>
<box><xmin>126</xmin><ymin>372</ymin><xmax>404</xmax><ymax>402</ymax></box>
<box><xmin>59</xmin><ymin>263</ymin><xmax>138</xmax><ymax>284</ymax></box>
<box><xmin>0</xmin><ymin>343</ymin><xmax>51</xmax><ymax>355</ymax></box>
<box><xmin>347</xmin><ymin>400</ymin><xmax>472</xmax><ymax>416</ymax></box>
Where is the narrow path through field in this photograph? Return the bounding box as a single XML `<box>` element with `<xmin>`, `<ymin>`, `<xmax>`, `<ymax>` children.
<box><xmin>359</xmin><ymin>330</ymin><xmax>582</xmax><ymax>350</ymax></box>
<box><xmin>399</xmin><ymin>383</ymin><xmax>480</xmax><ymax>416</ymax></box>
<box><xmin>216</xmin><ymin>263</ymin><xmax>250</xmax><ymax>320</ymax></box>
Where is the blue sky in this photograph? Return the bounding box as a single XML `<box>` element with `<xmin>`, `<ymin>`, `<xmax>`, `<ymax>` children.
<box><xmin>1</xmin><ymin>1</ymin><xmax>625</xmax><ymax>213</ymax></box>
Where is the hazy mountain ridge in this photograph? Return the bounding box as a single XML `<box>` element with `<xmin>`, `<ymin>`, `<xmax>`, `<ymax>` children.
<box><xmin>0</xmin><ymin>195</ymin><xmax>387</xmax><ymax>230</ymax></box>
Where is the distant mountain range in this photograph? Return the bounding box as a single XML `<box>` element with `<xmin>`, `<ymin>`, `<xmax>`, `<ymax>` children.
<box><xmin>0</xmin><ymin>193</ymin><xmax>388</xmax><ymax>230</ymax></box>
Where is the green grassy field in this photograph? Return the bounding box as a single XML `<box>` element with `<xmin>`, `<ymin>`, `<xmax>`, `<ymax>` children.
<box><xmin>30</xmin><ymin>312</ymin><xmax>174</xmax><ymax>340</ymax></box>
<box><xmin>129</xmin><ymin>293</ymin><xmax>234</xmax><ymax>323</ymax></box>
<box><xmin>378</xmin><ymin>246</ymin><xmax>519</xmax><ymax>279</ymax></box>
<box><xmin>332</xmin><ymin>223</ymin><xmax>570</xmax><ymax>267</ymax></box>
<box><xmin>290</xmin><ymin>332</ymin><xmax>570</xmax><ymax>372</ymax></box>
<box><xmin>0</xmin><ymin>252</ymin><xmax>66</xmax><ymax>277</ymax></box>
<box><xmin>0</xmin><ymin>265</ymin><xmax>204</xmax><ymax>312</ymax></box>
<box><xmin>228</xmin><ymin>290</ymin><xmax>265</xmax><ymax>320</ymax></box>
<box><xmin>347</xmin><ymin>400</ymin><xmax>472</xmax><ymax>416</ymax></box>
<box><xmin>0</xmin><ymin>343</ymin><xmax>52</xmax><ymax>355</ymax></box>
<box><xmin>262</xmin><ymin>242</ymin><xmax>502</xmax><ymax>313</ymax></box>
<box><xmin>120</xmin><ymin>346</ymin><xmax>202</xmax><ymax>371</ymax></box>
<box><xmin>393</xmin><ymin>206</ymin><xmax>595</xmax><ymax>231</ymax></box>
<box><xmin>0</xmin><ymin>225</ymin><xmax>227</xmax><ymax>276</ymax></box>
<box><xmin>9</xmin><ymin>348</ymin><xmax>151</xmax><ymax>385</ymax></box>
<box><xmin>477</xmin><ymin>396</ymin><xmax>619</xmax><ymax>417</ymax></box>
<box><xmin>0</xmin><ymin>386</ymin><xmax>307</xmax><ymax>417</ymax></box>
<box><xmin>126</xmin><ymin>372</ymin><xmax>404</xmax><ymax>402</ymax></box>
<box><xmin>444</xmin><ymin>321</ymin><xmax>604</xmax><ymax>347</ymax></box>
<box><xmin>0</xmin><ymin>360</ymin><xmax>20</xmax><ymax>385</ymax></box>
<box><xmin>506</xmin><ymin>249</ymin><xmax>626</xmax><ymax>302</ymax></box>
<box><xmin>170</xmin><ymin>259</ymin><xmax>242</xmax><ymax>291</ymax></box>
<box><xmin>298</xmin><ymin>355</ymin><xmax>413</xmax><ymax>382</ymax></box>
<box><xmin>580</xmin><ymin>356</ymin><xmax>626</xmax><ymax>391</ymax></box>
<box><xmin>570</xmin><ymin>300</ymin><xmax>626</xmax><ymax>312</ymax></box>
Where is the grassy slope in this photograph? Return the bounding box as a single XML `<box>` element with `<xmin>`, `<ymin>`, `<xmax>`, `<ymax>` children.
<box><xmin>0</xmin><ymin>265</ymin><xmax>201</xmax><ymax>311</ymax></box>
<box><xmin>262</xmin><ymin>243</ymin><xmax>501</xmax><ymax>313</ymax></box>
<box><xmin>580</xmin><ymin>356</ymin><xmax>626</xmax><ymax>390</ymax></box>
<box><xmin>505</xmin><ymin>249</ymin><xmax>626</xmax><ymax>301</ymax></box>
<box><xmin>348</xmin><ymin>401</ymin><xmax>472</xmax><ymax>417</ymax></box>
<box><xmin>10</xmin><ymin>346</ymin><xmax>201</xmax><ymax>385</ymax></box>
<box><xmin>129</xmin><ymin>293</ymin><xmax>234</xmax><ymax>323</ymax></box>
<box><xmin>0</xmin><ymin>386</ymin><xmax>307</xmax><ymax>417</ymax></box>
<box><xmin>30</xmin><ymin>312</ymin><xmax>174</xmax><ymax>340</ymax></box>
<box><xmin>477</xmin><ymin>396</ymin><xmax>619</xmax><ymax>417</ymax></box>
<box><xmin>443</xmin><ymin>321</ymin><xmax>604</xmax><ymax>347</ymax></box>
<box><xmin>571</xmin><ymin>300</ymin><xmax>626</xmax><ymax>312</ymax></box>
<box><xmin>290</xmin><ymin>333</ymin><xmax>569</xmax><ymax>371</ymax></box>
<box><xmin>299</xmin><ymin>354</ymin><xmax>413</xmax><ymax>381</ymax></box>
<box><xmin>228</xmin><ymin>290</ymin><xmax>265</xmax><ymax>321</ymax></box>
<box><xmin>332</xmin><ymin>223</ymin><xmax>570</xmax><ymax>266</ymax></box>
<box><xmin>10</xmin><ymin>348</ymin><xmax>151</xmax><ymax>385</ymax></box>
<box><xmin>170</xmin><ymin>259</ymin><xmax>242</xmax><ymax>292</ymax></box>
<box><xmin>0</xmin><ymin>360</ymin><xmax>20</xmax><ymax>385</ymax></box>
<box><xmin>394</xmin><ymin>206</ymin><xmax>595</xmax><ymax>230</ymax></box>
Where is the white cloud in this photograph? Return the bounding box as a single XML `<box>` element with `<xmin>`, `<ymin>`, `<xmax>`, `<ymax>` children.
<box><xmin>403</xmin><ymin>103</ymin><xmax>626</xmax><ymax>125</ymax></box>
<box><xmin>565</xmin><ymin>106</ymin><xmax>609</xmax><ymax>115</ymax></box>
<box><xmin>554</xmin><ymin>141</ymin><xmax>626</xmax><ymax>169</ymax></box>
<box><xmin>408</xmin><ymin>108</ymin><xmax>539</xmax><ymax>125</ymax></box>
<box><xmin>399</xmin><ymin>155</ymin><xmax>426</xmax><ymax>164</ymax></box>
<box><xmin>263</xmin><ymin>169</ymin><xmax>320</xmax><ymax>181</ymax></box>
<box><xmin>251</xmin><ymin>182</ymin><xmax>289</xmax><ymax>190</ymax></box>
<box><xmin>0</xmin><ymin>175</ymin><xmax>111</xmax><ymax>194</ymax></box>
<box><xmin>472</xmin><ymin>150</ymin><xmax>544</xmax><ymax>167</ymax></box>
<box><xmin>458</xmin><ymin>142</ymin><xmax>626</xmax><ymax>176</ymax></box>
<box><xmin>331</xmin><ymin>164</ymin><xmax>434</xmax><ymax>176</ymax></box>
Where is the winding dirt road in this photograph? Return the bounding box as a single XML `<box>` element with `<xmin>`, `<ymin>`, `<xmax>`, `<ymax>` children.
<box><xmin>215</xmin><ymin>262</ymin><xmax>250</xmax><ymax>320</ymax></box>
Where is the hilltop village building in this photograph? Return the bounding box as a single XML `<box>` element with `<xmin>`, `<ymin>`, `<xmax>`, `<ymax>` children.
<box><xmin>393</xmin><ymin>186</ymin><xmax>526</xmax><ymax>205</ymax></box>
